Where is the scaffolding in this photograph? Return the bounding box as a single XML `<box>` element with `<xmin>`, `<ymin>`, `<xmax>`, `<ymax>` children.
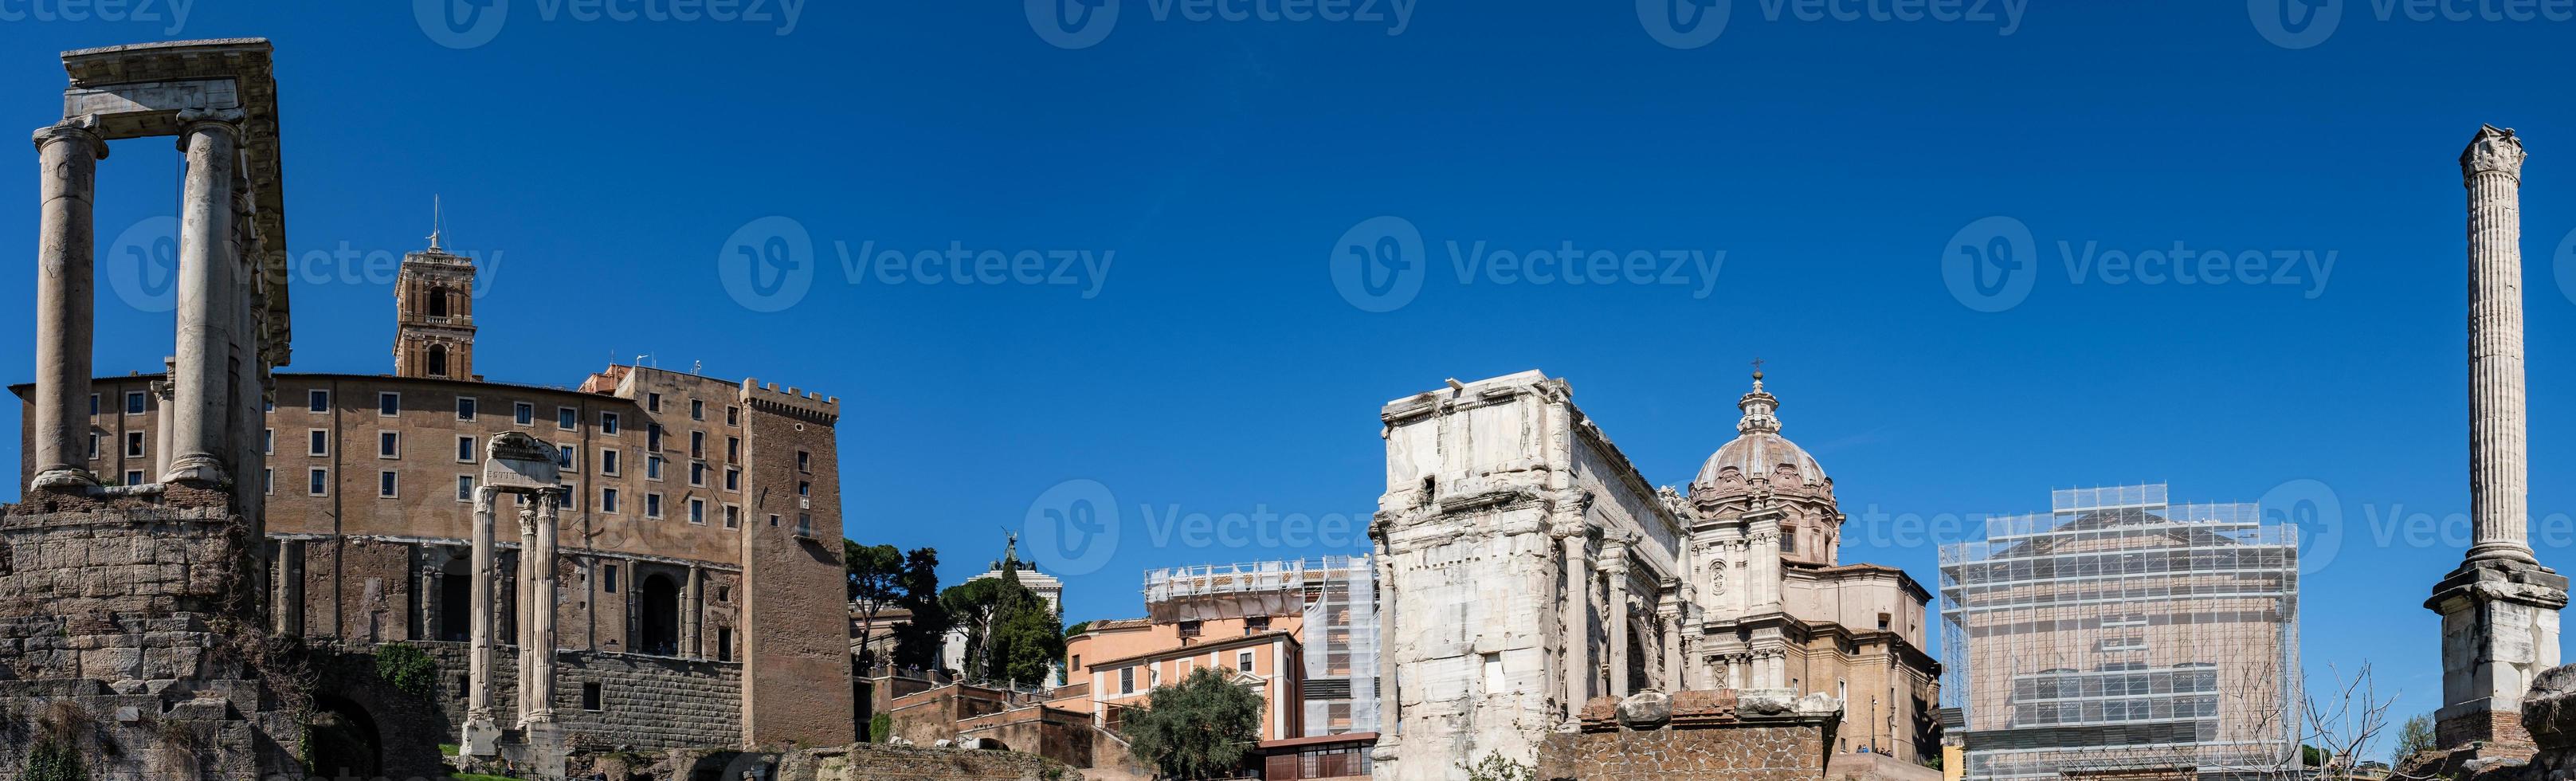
<box><xmin>1143</xmin><ymin>556</ymin><xmax>1380</xmax><ymax>738</ymax></box>
<box><xmin>1939</xmin><ymin>485</ymin><xmax>2301</xmax><ymax>780</ymax></box>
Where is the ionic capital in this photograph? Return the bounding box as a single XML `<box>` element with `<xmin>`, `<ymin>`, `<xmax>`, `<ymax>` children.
<box><xmin>2462</xmin><ymin>124</ymin><xmax>2527</xmax><ymax>182</ymax></box>
<box><xmin>174</xmin><ymin>108</ymin><xmax>246</xmax><ymax>144</ymax></box>
<box><xmin>31</xmin><ymin>116</ymin><xmax>108</xmax><ymax>159</ymax></box>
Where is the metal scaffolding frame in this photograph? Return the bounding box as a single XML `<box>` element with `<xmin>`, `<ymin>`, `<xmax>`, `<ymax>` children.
<box><xmin>1939</xmin><ymin>485</ymin><xmax>2301</xmax><ymax>780</ymax></box>
<box><xmin>1143</xmin><ymin>556</ymin><xmax>1381</xmax><ymax>737</ymax></box>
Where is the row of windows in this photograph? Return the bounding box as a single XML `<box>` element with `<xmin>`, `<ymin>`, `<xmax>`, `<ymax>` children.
<box><xmin>276</xmin><ymin>390</ymin><xmax>747</xmax><ymax>432</ymax></box>
<box><xmin>253</xmin><ymin>429</ymin><xmax>790</xmax><ymax>489</ymax></box>
<box><xmin>265</xmin><ymin>469</ymin><xmax>747</xmax><ymax>528</ymax></box>
<box><xmin>1111</xmin><ymin>651</ymin><xmax>1261</xmax><ymax>696</ymax></box>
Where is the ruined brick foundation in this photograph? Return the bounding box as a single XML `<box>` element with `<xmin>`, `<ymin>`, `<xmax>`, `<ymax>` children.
<box><xmin>0</xmin><ymin>488</ymin><xmax>308</xmax><ymax>779</ymax></box>
<box><xmin>1536</xmin><ymin>689</ymin><xmax>1841</xmax><ymax>781</ymax></box>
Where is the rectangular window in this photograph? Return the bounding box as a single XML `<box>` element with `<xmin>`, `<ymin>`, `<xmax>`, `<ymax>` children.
<box><xmin>90</xmin><ymin>432</ymin><xmax>100</xmax><ymax>459</ymax></box>
<box><xmin>796</xmin><ymin>513</ymin><xmax>812</xmax><ymax>536</ymax></box>
<box><xmin>724</xmin><ymin>467</ymin><xmax>740</xmax><ymax>492</ymax></box>
<box><xmin>1178</xmin><ymin>620</ymin><xmax>1202</xmax><ymax>639</ymax></box>
<box><xmin>768</xmin><ymin>513</ymin><xmax>780</xmax><ymax>528</ymax></box>
<box><xmin>727</xmin><ymin>437</ymin><xmax>741</xmax><ymax>461</ymax></box>
<box><xmin>599</xmin><ymin>449</ymin><xmax>621</xmax><ymax>476</ymax></box>
<box><xmin>645</xmin><ymin>493</ymin><xmax>664</xmax><ymax>519</ymax></box>
<box><xmin>378</xmin><ymin>391</ymin><xmax>400</xmax><ymax>417</ymax></box>
<box><xmin>582</xmin><ymin>683</ymin><xmax>603</xmax><ymax>712</ymax></box>
<box><xmin>602</xmin><ymin>488</ymin><xmax>621</xmax><ymax>513</ymax></box>
<box><xmin>601</xmin><ymin>412</ymin><xmax>620</xmax><ymax>435</ymax></box>
<box><xmin>457</xmin><ymin>475</ymin><xmax>476</xmax><ymax>502</ymax></box>
<box><xmin>457</xmin><ymin>436</ymin><xmax>476</xmax><ymax>462</ymax></box>
<box><xmin>1120</xmin><ymin>668</ymin><xmax>1135</xmax><ymax>695</ymax></box>
<box><xmin>309</xmin><ymin>389</ymin><xmax>330</xmax><ymax>412</ymax></box>
<box><xmin>727</xmin><ymin>406</ymin><xmax>740</xmax><ymax>426</ymax></box>
<box><xmin>716</xmin><ymin>628</ymin><xmax>732</xmax><ymax>662</ymax></box>
<box><xmin>798</xmin><ymin>481</ymin><xmax>811</xmax><ymax>497</ymax></box>
<box><xmin>124</xmin><ymin>390</ymin><xmax>147</xmax><ymax>415</ymax></box>
<box><xmin>690</xmin><ymin>461</ymin><xmax>707</xmax><ymax>487</ymax></box>
<box><xmin>556</xmin><ymin>443</ymin><xmax>576</xmax><ymax>471</ymax></box>
<box><xmin>556</xmin><ymin>406</ymin><xmax>577</xmax><ymax>430</ymax></box>
<box><xmin>1238</xmin><ymin>651</ymin><xmax>1254</xmax><ymax>672</ymax></box>
<box><xmin>308</xmin><ymin>468</ymin><xmax>329</xmax><ymax>496</ymax></box>
<box><xmin>690</xmin><ymin>399</ymin><xmax>705</xmax><ymax>420</ymax></box>
<box><xmin>514</xmin><ymin>402</ymin><xmax>535</xmax><ymax>426</ymax></box>
<box><xmin>378</xmin><ymin>471</ymin><xmax>398</xmax><ymax>498</ymax></box>
<box><xmin>559</xmin><ymin>483</ymin><xmax>578</xmax><ymax>511</ymax></box>
<box><xmin>647</xmin><ymin>455</ymin><xmax>665</xmax><ymax>481</ymax></box>
<box><xmin>689</xmin><ymin>498</ymin><xmax>707</xmax><ymax>525</ymax></box>
<box><xmin>690</xmin><ymin>431</ymin><xmax>705</xmax><ymax>458</ymax></box>
<box><xmin>264</xmin><ymin>429</ymin><xmax>275</xmax><ymax>455</ymax></box>
<box><xmin>90</xmin><ymin>393</ymin><xmax>98</xmax><ymax>416</ymax></box>
<box><xmin>124</xmin><ymin>431</ymin><xmax>145</xmax><ymax>457</ymax></box>
<box><xmin>308</xmin><ymin>430</ymin><xmax>329</xmax><ymax>457</ymax></box>
<box><xmin>457</xmin><ymin>397</ymin><xmax>477</xmax><ymax>421</ymax></box>
<box><xmin>264</xmin><ymin>468</ymin><xmax>273</xmax><ymax>495</ymax></box>
<box><xmin>723</xmin><ymin>504</ymin><xmax>741</xmax><ymax>529</ymax></box>
<box><xmin>378</xmin><ymin>430</ymin><xmax>400</xmax><ymax>458</ymax></box>
<box><xmin>647</xmin><ymin>424</ymin><xmax>664</xmax><ymax>453</ymax></box>
<box><xmin>1245</xmin><ymin>616</ymin><xmax>1270</xmax><ymax>634</ymax></box>
<box><xmin>124</xmin><ymin>469</ymin><xmax>144</xmax><ymax>485</ymax></box>
<box><xmin>604</xmin><ymin>563</ymin><xmax>619</xmax><ymax>593</ymax></box>
<box><xmin>647</xmin><ymin>392</ymin><xmax>662</xmax><ymax>412</ymax></box>
<box><xmin>797</xmin><ymin>450</ymin><xmax>812</xmax><ymax>473</ymax></box>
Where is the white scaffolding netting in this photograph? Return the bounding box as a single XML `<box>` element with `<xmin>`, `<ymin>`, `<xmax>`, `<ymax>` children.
<box><xmin>1143</xmin><ymin>556</ymin><xmax>1381</xmax><ymax>737</ymax></box>
<box><xmin>1939</xmin><ymin>484</ymin><xmax>2301</xmax><ymax>780</ymax></box>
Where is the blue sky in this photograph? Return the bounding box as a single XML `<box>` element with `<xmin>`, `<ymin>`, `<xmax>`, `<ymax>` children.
<box><xmin>6</xmin><ymin>1</ymin><xmax>2574</xmax><ymax>756</ymax></box>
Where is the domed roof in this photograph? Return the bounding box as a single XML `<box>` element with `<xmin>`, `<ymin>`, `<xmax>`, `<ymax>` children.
<box><xmin>1690</xmin><ymin>372</ymin><xmax>1830</xmax><ymax>495</ymax></box>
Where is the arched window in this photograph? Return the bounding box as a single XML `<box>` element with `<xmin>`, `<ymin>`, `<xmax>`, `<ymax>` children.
<box><xmin>639</xmin><ymin>573</ymin><xmax>681</xmax><ymax>656</ymax></box>
<box><xmin>426</xmin><ymin>286</ymin><xmax>449</xmax><ymax>317</ymax></box>
<box><xmin>427</xmin><ymin>344</ymin><xmax>449</xmax><ymax>378</ymax></box>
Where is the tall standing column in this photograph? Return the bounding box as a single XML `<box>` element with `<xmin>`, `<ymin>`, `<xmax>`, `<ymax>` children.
<box><xmin>1559</xmin><ymin>531</ymin><xmax>1590</xmax><ymax>717</ymax></box>
<box><xmin>163</xmin><ymin>109</ymin><xmax>243</xmax><ymax>485</ymax></box>
<box><xmin>1660</xmin><ymin>596</ymin><xmax>1683</xmax><ymax>693</ymax></box>
<box><xmin>685</xmin><ymin>565</ymin><xmax>704</xmax><ymax>659</ymax></box>
<box><xmin>1603</xmin><ymin>546</ymin><xmax>1629</xmax><ymax>699</ymax></box>
<box><xmin>2465</xmin><ymin>124</ymin><xmax>2537</xmax><ymax>565</ymax></box>
<box><xmin>29</xmin><ymin>119</ymin><xmax>107</xmax><ymax>491</ymax></box>
<box><xmin>516</xmin><ymin>500</ymin><xmax>539</xmax><ymax>726</ymax></box>
<box><xmin>462</xmin><ymin>486</ymin><xmax>501</xmax><ymax>755</ymax></box>
<box><xmin>2428</xmin><ymin>126</ymin><xmax>2569</xmax><ymax>756</ymax></box>
<box><xmin>527</xmin><ymin>489</ymin><xmax>561</xmax><ymax>724</ymax></box>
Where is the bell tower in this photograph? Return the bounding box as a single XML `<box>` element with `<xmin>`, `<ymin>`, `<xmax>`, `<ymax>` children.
<box><xmin>394</xmin><ymin>210</ymin><xmax>477</xmax><ymax>379</ymax></box>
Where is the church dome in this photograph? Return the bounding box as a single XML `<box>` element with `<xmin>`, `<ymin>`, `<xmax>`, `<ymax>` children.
<box><xmin>1690</xmin><ymin>372</ymin><xmax>1830</xmax><ymax>496</ymax></box>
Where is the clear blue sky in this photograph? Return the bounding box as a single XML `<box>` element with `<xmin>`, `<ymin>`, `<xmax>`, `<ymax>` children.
<box><xmin>6</xmin><ymin>2</ymin><xmax>2574</xmax><ymax>756</ymax></box>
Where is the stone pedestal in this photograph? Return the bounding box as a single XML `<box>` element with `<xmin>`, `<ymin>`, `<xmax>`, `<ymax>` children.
<box><xmin>2432</xmin><ymin>559</ymin><xmax>2570</xmax><ymax>751</ymax></box>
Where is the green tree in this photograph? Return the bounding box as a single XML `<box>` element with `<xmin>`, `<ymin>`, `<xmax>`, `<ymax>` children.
<box><xmin>940</xmin><ymin>573</ymin><xmax>1060</xmax><ymax>685</ymax></box>
<box><xmin>1121</xmin><ymin>667</ymin><xmax>1265</xmax><ymax>779</ymax></box>
<box><xmin>847</xmin><ymin>541</ymin><xmax>908</xmax><ymax>668</ymax></box>
<box><xmin>2395</xmin><ymin>712</ymin><xmax>2437</xmax><ymax>760</ymax></box>
<box><xmin>847</xmin><ymin>544</ymin><xmax>948</xmax><ymax>671</ymax></box>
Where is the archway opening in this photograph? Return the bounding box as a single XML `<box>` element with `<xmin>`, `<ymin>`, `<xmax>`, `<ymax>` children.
<box><xmin>307</xmin><ymin>695</ymin><xmax>383</xmax><ymax>779</ymax></box>
<box><xmin>437</xmin><ymin>555</ymin><xmax>472</xmax><ymax>642</ymax></box>
<box><xmin>639</xmin><ymin>572</ymin><xmax>681</xmax><ymax>656</ymax></box>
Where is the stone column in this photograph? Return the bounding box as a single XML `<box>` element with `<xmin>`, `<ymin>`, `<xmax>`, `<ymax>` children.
<box><xmin>462</xmin><ymin>486</ymin><xmax>501</xmax><ymax>755</ymax></box>
<box><xmin>527</xmin><ymin>489</ymin><xmax>562</xmax><ymax>724</ymax></box>
<box><xmin>1660</xmin><ymin>596</ymin><xmax>1683</xmax><ymax>693</ymax></box>
<box><xmin>1559</xmin><ymin>530</ymin><xmax>1590</xmax><ymax>716</ymax></box>
<box><xmin>151</xmin><ymin>359</ymin><xmax>175</xmax><ymax>477</ymax></box>
<box><xmin>1603</xmin><ymin>544</ymin><xmax>1629</xmax><ymax>698</ymax></box>
<box><xmin>686</xmin><ymin>564</ymin><xmax>705</xmax><ymax>659</ymax></box>
<box><xmin>162</xmin><ymin>109</ymin><xmax>243</xmax><ymax>485</ymax></box>
<box><xmin>516</xmin><ymin>500</ymin><xmax>539</xmax><ymax>726</ymax></box>
<box><xmin>2429</xmin><ymin>125</ymin><xmax>2571</xmax><ymax>754</ymax></box>
<box><xmin>420</xmin><ymin>561</ymin><xmax>443</xmax><ymax>641</ymax></box>
<box><xmin>29</xmin><ymin>119</ymin><xmax>107</xmax><ymax>491</ymax></box>
<box><xmin>278</xmin><ymin>540</ymin><xmax>304</xmax><ymax>638</ymax></box>
<box><xmin>2465</xmin><ymin>125</ymin><xmax>2537</xmax><ymax>566</ymax></box>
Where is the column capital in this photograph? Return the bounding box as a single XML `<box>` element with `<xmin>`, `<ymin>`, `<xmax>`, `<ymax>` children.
<box><xmin>173</xmin><ymin>108</ymin><xmax>246</xmax><ymax>142</ymax></box>
<box><xmin>473</xmin><ymin>485</ymin><xmax>500</xmax><ymax>515</ymax></box>
<box><xmin>2463</xmin><ymin>124</ymin><xmax>2527</xmax><ymax>182</ymax></box>
<box><xmin>31</xmin><ymin>116</ymin><xmax>108</xmax><ymax>159</ymax></box>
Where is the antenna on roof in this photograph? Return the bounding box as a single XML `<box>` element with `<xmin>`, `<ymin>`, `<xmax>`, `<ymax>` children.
<box><xmin>427</xmin><ymin>194</ymin><xmax>445</xmax><ymax>251</ymax></box>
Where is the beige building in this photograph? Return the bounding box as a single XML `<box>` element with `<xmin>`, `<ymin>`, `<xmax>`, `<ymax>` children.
<box><xmin>15</xmin><ymin>238</ymin><xmax>858</xmax><ymax>755</ymax></box>
<box><xmin>1369</xmin><ymin>370</ymin><xmax>1939</xmax><ymax>779</ymax></box>
<box><xmin>1939</xmin><ymin>485</ymin><xmax>2300</xmax><ymax>780</ymax></box>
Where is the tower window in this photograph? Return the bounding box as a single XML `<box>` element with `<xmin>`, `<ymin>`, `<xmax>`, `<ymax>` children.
<box><xmin>426</xmin><ymin>344</ymin><xmax>448</xmax><ymax>377</ymax></box>
<box><xmin>426</xmin><ymin>286</ymin><xmax>450</xmax><ymax>317</ymax></box>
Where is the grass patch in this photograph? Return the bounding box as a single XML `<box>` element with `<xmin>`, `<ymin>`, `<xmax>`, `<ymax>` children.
<box><xmin>439</xmin><ymin>744</ymin><xmax>460</xmax><ymax>757</ymax></box>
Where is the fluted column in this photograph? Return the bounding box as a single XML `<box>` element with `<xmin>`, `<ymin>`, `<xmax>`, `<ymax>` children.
<box><xmin>516</xmin><ymin>500</ymin><xmax>539</xmax><ymax>725</ymax></box>
<box><xmin>2464</xmin><ymin>125</ymin><xmax>2536</xmax><ymax>564</ymax></box>
<box><xmin>463</xmin><ymin>486</ymin><xmax>501</xmax><ymax>754</ymax></box>
<box><xmin>527</xmin><ymin>489</ymin><xmax>563</xmax><ymax>724</ymax></box>
<box><xmin>1660</xmin><ymin>598</ymin><xmax>1683</xmax><ymax>693</ymax></box>
<box><xmin>1559</xmin><ymin>530</ymin><xmax>1590</xmax><ymax>716</ymax></box>
<box><xmin>163</xmin><ymin>109</ymin><xmax>243</xmax><ymax>485</ymax></box>
<box><xmin>29</xmin><ymin>119</ymin><xmax>107</xmax><ymax>491</ymax></box>
<box><xmin>1603</xmin><ymin>546</ymin><xmax>1629</xmax><ymax>698</ymax></box>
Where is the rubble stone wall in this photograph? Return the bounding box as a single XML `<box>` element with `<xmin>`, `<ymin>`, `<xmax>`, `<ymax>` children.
<box><xmin>416</xmin><ymin>640</ymin><xmax>744</xmax><ymax>751</ymax></box>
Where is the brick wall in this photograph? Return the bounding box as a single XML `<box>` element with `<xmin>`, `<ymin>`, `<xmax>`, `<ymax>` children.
<box><xmin>777</xmin><ymin>743</ymin><xmax>1074</xmax><ymax>781</ymax></box>
<box><xmin>1537</xmin><ymin>692</ymin><xmax>1839</xmax><ymax>781</ymax></box>
<box><xmin>738</xmin><ymin>379</ymin><xmax>855</xmax><ymax>747</ymax></box>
